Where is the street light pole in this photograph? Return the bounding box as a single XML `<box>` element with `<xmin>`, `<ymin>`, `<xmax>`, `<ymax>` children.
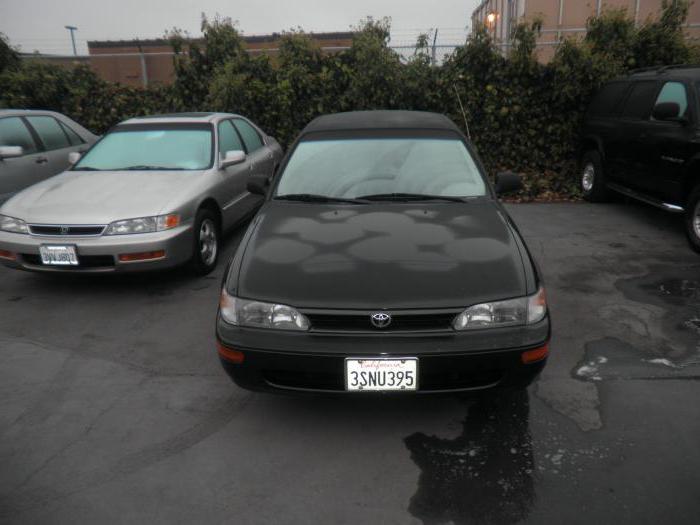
<box><xmin>64</xmin><ymin>25</ymin><xmax>78</xmax><ymax>56</ymax></box>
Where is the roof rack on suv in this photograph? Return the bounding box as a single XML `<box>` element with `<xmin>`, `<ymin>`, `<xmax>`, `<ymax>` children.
<box><xmin>629</xmin><ymin>64</ymin><xmax>700</xmax><ymax>75</ymax></box>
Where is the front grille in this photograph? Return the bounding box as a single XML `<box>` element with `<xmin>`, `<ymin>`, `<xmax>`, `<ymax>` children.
<box><xmin>21</xmin><ymin>253</ymin><xmax>115</xmax><ymax>268</ymax></box>
<box><xmin>29</xmin><ymin>224</ymin><xmax>106</xmax><ymax>236</ymax></box>
<box><xmin>305</xmin><ymin>312</ymin><xmax>458</xmax><ymax>332</ymax></box>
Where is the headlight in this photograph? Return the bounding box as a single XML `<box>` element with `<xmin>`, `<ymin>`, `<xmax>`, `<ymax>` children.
<box><xmin>219</xmin><ymin>290</ymin><xmax>310</xmax><ymax>331</ymax></box>
<box><xmin>453</xmin><ymin>287</ymin><xmax>547</xmax><ymax>330</ymax></box>
<box><xmin>104</xmin><ymin>214</ymin><xmax>180</xmax><ymax>235</ymax></box>
<box><xmin>0</xmin><ymin>214</ymin><xmax>28</xmax><ymax>234</ymax></box>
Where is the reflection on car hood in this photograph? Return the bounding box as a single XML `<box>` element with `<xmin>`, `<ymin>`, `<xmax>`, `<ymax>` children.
<box><xmin>236</xmin><ymin>200</ymin><xmax>527</xmax><ymax>310</ymax></box>
<box><xmin>0</xmin><ymin>170</ymin><xmax>204</xmax><ymax>224</ymax></box>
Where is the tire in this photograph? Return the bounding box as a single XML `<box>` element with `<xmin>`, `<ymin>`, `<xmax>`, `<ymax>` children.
<box><xmin>189</xmin><ymin>208</ymin><xmax>220</xmax><ymax>275</ymax></box>
<box><xmin>580</xmin><ymin>150</ymin><xmax>610</xmax><ymax>202</ymax></box>
<box><xmin>686</xmin><ymin>187</ymin><xmax>700</xmax><ymax>253</ymax></box>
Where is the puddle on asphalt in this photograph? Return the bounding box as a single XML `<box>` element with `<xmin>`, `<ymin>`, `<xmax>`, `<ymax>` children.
<box><xmin>404</xmin><ymin>390</ymin><xmax>534</xmax><ymax>524</ymax></box>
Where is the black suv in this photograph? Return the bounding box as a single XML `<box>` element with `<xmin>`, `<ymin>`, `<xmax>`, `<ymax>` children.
<box><xmin>581</xmin><ymin>65</ymin><xmax>700</xmax><ymax>251</ymax></box>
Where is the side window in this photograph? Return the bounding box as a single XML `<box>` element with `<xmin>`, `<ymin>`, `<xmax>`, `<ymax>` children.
<box><xmin>25</xmin><ymin>116</ymin><xmax>71</xmax><ymax>151</ymax></box>
<box><xmin>233</xmin><ymin>119</ymin><xmax>264</xmax><ymax>153</ymax></box>
<box><xmin>0</xmin><ymin>117</ymin><xmax>38</xmax><ymax>154</ymax></box>
<box><xmin>218</xmin><ymin>120</ymin><xmax>244</xmax><ymax>155</ymax></box>
<box><xmin>588</xmin><ymin>82</ymin><xmax>629</xmax><ymax>117</ymax></box>
<box><xmin>652</xmin><ymin>81</ymin><xmax>688</xmax><ymax>119</ymax></box>
<box><xmin>620</xmin><ymin>81</ymin><xmax>659</xmax><ymax>120</ymax></box>
<box><xmin>59</xmin><ymin>121</ymin><xmax>85</xmax><ymax>146</ymax></box>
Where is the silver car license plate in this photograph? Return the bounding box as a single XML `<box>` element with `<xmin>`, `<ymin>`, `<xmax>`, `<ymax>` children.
<box><xmin>39</xmin><ymin>245</ymin><xmax>78</xmax><ymax>266</ymax></box>
<box><xmin>345</xmin><ymin>358</ymin><xmax>418</xmax><ymax>391</ymax></box>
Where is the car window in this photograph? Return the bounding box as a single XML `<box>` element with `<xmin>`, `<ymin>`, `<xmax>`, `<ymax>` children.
<box><xmin>218</xmin><ymin>120</ymin><xmax>245</xmax><ymax>154</ymax></box>
<box><xmin>588</xmin><ymin>82</ymin><xmax>629</xmax><ymax>118</ymax></box>
<box><xmin>652</xmin><ymin>81</ymin><xmax>688</xmax><ymax>119</ymax></box>
<box><xmin>233</xmin><ymin>119</ymin><xmax>264</xmax><ymax>153</ymax></box>
<box><xmin>59</xmin><ymin>121</ymin><xmax>85</xmax><ymax>146</ymax></box>
<box><xmin>74</xmin><ymin>125</ymin><xmax>213</xmax><ymax>171</ymax></box>
<box><xmin>0</xmin><ymin>117</ymin><xmax>38</xmax><ymax>154</ymax></box>
<box><xmin>26</xmin><ymin>116</ymin><xmax>71</xmax><ymax>151</ymax></box>
<box><xmin>620</xmin><ymin>81</ymin><xmax>659</xmax><ymax>120</ymax></box>
<box><xmin>275</xmin><ymin>138</ymin><xmax>487</xmax><ymax>198</ymax></box>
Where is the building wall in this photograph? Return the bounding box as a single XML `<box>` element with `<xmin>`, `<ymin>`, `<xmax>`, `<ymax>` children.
<box><xmin>86</xmin><ymin>33</ymin><xmax>354</xmax><ymax>87</ymax></box>
<box><xmin>472</xmin><ymin>0</ymin><xmax>700</xmax><ymax>62</ymax></box>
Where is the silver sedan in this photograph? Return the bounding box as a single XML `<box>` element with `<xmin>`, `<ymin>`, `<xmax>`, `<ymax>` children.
<box><xmin>0</xmin><ymin>109</ymin><xmax>98</xmax><ymax>204</ymax></box>
<box><xmin>0</xmin><ymin>112</ymin><xmax>283</xmax><ymax>274</ymax></box>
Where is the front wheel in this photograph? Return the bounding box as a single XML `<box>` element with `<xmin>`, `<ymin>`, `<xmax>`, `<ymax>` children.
<box><xmin>189</xmin><ymin>209</ymin><xmax>220</xmax><ymax>275</ymax></box>
<box><xmin>686</xmin><ymin>187</ymin><xmax>700</xmax><ymax>253</ymax></box>
<box><xmin>580</xmin><ymin>150</ymin><xmax>610</xmax><ymax>202</ymax></box>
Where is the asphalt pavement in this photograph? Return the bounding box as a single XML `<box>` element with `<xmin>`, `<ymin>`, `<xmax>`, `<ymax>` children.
<box><xmin>1</xmin><ymin>201</ymin><xmax>699</xmax><ymax>524</ymax></box>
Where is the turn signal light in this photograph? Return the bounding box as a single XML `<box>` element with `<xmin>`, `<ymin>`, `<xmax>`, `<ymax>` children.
<box><xmin>118</xmin><ymin>250</ymin><xmax>166</xmax><ymax>262</ymax></box>
<box><xmin>521</xmin><ymin>344</ymin><xmax>549</xmax><ymax>364</ymax></box>
<box><xmin>0</xmin><ymin>249</ymin><xmax>16</xmax><ymax>261</ymax></box>
<box><xmin>217</xmin><ymin>341</ymin><xmax>245</xmax><ymax>364</ymax></box>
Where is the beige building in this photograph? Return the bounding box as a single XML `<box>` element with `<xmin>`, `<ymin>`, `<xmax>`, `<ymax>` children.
<box><xmin>471</xmin><ymin>0</ymin><xmax>700</xmax><ymax>61</ymax></box>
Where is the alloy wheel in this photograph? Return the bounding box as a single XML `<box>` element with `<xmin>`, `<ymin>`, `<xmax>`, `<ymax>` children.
<box><xmin>582</xmin><ymin>163</ymin><xmax>595</xmax><ymax>192</ymax></box>
<box><xmin>199</xmin><ymin>219</ymin><xmax>218</xmax><ymax>266</ymax></box>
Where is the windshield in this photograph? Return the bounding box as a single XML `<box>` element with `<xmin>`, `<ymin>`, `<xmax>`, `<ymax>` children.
<box><xmin>74</xmin><ymin>125</ymin><xmax>213</xmax><ymax>171</ymax></box>
<box><xmin>275</xmin><ymin>138</ymin><xmax>487</xmax><ymax>199</ymax></box>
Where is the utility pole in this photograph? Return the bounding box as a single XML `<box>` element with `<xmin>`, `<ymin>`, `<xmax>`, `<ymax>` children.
<box><xmin>431</xmin><ymin>29</ymin><xmax>438</xmax><ymax>66</ymax></box>
<box><xmin>64</xmin><ymin>25</ymin><xmax>78</xmax><ymax>56</ymax></box>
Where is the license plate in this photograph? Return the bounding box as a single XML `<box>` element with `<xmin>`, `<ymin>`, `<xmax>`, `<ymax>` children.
<box><xmin>39</xmin><ymin>245</ymin><xmax>78</xmax><ymax>266</ymax></box>
<box><xmin>345</xmin><ymin>358</ymin><xmax>418</xmax><ymax>392</ymax></box>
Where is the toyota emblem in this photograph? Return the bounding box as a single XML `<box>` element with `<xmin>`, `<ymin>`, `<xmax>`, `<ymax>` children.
<box><xmin>370</xmin><ymin>312</ymin><xmax>392</xmax><ymax>329</ymax></box>
<box><xmin>60</xmin><ymin>226</ymin><xmax>70</xmax><ymax>235</ymax></box>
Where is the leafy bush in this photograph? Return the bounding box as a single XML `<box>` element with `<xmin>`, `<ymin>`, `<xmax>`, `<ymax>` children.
<box><xmin>1</xmin><ymin>3</ymin><xmax>698</xmax><ymax>200</ymax></box>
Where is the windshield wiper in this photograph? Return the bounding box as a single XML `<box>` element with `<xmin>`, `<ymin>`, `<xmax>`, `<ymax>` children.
<box><xmin>71</xmin><ymin>166</ymin><xmax>100</xmax><ymax>171</ymax></box>
<box><xmin>274</xmin><ymin>194</ymin><xmax>367</xmax><ymax>204</ymax></box>
<box><xmin>115</xmin><ymin>165</ymin><xmax>184</xmax><ymax>171</ymax></box>
<box><xmin>356</xmin><ymin>192</ymin><xmax>468</xmax><ymax>203</ymax></box>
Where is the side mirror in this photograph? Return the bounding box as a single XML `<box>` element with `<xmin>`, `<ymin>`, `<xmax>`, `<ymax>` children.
<box><xmin>495</xmin><ymin>171</ymin><xmax>523</xmax><ymax>195</ymax></box>
<box><xmin>68</xmin><ymin>151</ymin><xmax>81</xmax><ymax>165</ymax></box>
<box><xmin>220</xmin><ymin>150</ymin><xmax>246</xmax><ymax>168</ymax></box>
<box><xmin>652</xmin><ymin>102</ymin><xmax>683</xmax><ymax>122</ymax></box>
<box><xmin>0</xmin><ymin>146</ymin><xmax>23</xmax><ymax>159</ymax></box>
<box><xmin>247</xmin><ymin>174</ymin><xmax>269</xmax><ymax>196</ymax></box>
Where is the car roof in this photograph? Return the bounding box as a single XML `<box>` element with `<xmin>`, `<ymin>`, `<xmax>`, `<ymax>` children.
<box><xmin>301</xmin><ymin>110</ymin><xmax>462</xmax><ymax>134</ymax></box>
<box><xmin>120</xmin><ymin>112</ymin><xmax>244</xmax><ymax>125</ymax></box>
<box><xmin>0</xmin><ymin>109</ymin><xmax>69</xmax><ymax>118</ymax></box>
<box><xmin>616</xmin><ymin>65</ymin><xmax>700</xmax><ymax>82</ymax></box>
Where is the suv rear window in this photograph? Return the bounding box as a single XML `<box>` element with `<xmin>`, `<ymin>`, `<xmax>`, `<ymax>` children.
<box><xmin>620</xmin><ymin>81</ymin><xmax>659</xmax><ymax>119</ymax></box>
<box><xmin>588</xmin><ymin>82</ymin><xmax>629</xmax><ymax>117</ymax></box>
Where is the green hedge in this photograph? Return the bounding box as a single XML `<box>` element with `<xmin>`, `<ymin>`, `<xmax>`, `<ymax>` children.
<box><xmin>1</xmin><ymin>1</ymin><xmax>697</xmax><ymax>200</ymax></box>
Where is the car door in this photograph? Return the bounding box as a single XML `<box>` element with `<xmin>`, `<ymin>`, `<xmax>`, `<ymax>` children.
<box><xmin>216</xmin><ymin>119</ymin><xmax>259</xmax><ymax>228</ymax></box>
<box><xmin>614</xmin><ymin>80</ymin><xmax>660</xmax><ymax>190</ymax></box>
<box><xmin>641</xmin><ymin>80</ymin><xmax>695</xmax><ymax>202</ymax></box>
<box><xmin>0</xmin><ymin>116</ymin><xmax>46</xmax><ymax>203</ymax></box>
<box><xmin>24</xmin><ymin>115</ymin><xmax>82</xmax><ymax>179</ymax></box>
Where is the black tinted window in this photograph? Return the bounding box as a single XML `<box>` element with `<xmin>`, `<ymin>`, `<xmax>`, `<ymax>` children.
<box><xmin>26</xmin><ymin>116</ymin><xmax>71</xmax><ymax>150</ymax></box>
<box><xmin>621</xmin><ymin>81</ymin><xmax>659</xmax><ymax>119</ymax></box>
<box><xmin>0</xmin><ymin>117</ymin><xmax>38</xmax><ymax>154</ymax></box>
<box><xmin>588</xmin><ymin>82</ymin><xmax>629</xmax><ymax>117</ymax></box>
<box><xmin>233</xmin><ymin>119</ymin><xmax>264</xmax><ymax>153</ymax></box>
<box><xmin>218</xmin><ymin>120</ymin><xmax>245</xmax><ymax>154</ymax></box>
<box><xmin>59</xmin><ymin>121</ymin><xmax>85</xmax><ymax>146</ymax></box>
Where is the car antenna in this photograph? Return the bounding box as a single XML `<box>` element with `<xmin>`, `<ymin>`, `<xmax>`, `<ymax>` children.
<box><xmin>452</xmin><ymin>84</ymin><xmax>472</xmax><ymax>141</ymax></box>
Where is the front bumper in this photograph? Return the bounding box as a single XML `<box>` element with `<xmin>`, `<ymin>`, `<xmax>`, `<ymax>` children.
<box><xmin>216</xmin><ymin>316</ymin><xmax>550</xmax><ymax>394</ymax></box>
<box><xmin>0</xmin><ymin>224</ymin><xmax>194</xmax><ymax>273</ymax></box>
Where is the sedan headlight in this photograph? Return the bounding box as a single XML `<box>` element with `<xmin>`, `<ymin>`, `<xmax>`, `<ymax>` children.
<box><xmin>453</xmin><ymin>287</ymin><xmax>547</xmax><ymax>330</ymax></box>
<box><xmin>0</xmin><ymin>214</ymin><xmax>28</xmax><ymax>234</ymax></box>
<box><xmin>104</xmin><ymin>214</ymin><xmax>180</xmax><ymax>235</ymax></box>
<box><xmin>219</xmin><ymin>290</ymin><xmax>310</xmax><ymax>331</ymax></box>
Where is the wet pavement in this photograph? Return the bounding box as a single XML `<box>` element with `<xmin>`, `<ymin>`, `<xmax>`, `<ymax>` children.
<box><xmin>1</xmin><ymin>201</ymin><xmax>699</xmax><ymax>524</ymax></box>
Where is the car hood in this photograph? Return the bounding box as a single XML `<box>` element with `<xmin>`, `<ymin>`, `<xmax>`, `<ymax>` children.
<box><xmin>235</xmin><ymin>200</ymin><xmax>528</xmax><ymax>310</ymax></box>
<box><xmin>0</xmin><ymin>170</ymin><xmax>204</xmax><ymax>224</ymax></box>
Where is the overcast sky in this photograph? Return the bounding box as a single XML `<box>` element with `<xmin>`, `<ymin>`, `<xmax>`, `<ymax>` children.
<box><xmin>0</xmin><ymin>0</ymin><xmax>481</xmax><ymax>55</ymax></box>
